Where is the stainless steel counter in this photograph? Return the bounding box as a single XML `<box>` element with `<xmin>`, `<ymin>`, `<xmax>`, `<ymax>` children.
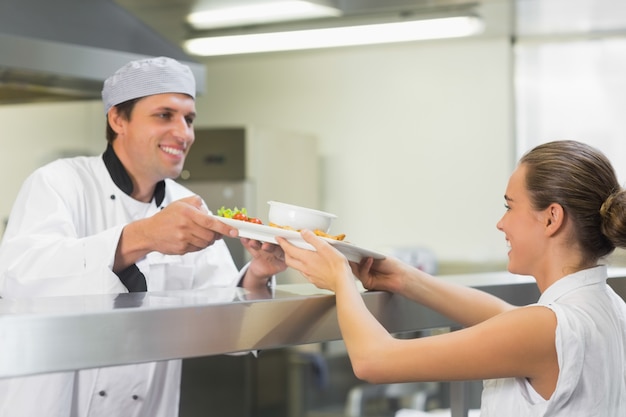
<box><xmin>1</xmin><ymin>269</ymin><xmax>626</xmax><ymax>380</ymax></box>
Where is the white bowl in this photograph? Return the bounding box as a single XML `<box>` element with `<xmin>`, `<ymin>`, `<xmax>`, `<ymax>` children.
<box><xmin>267</xmin><ymin>201</ymin><xmax>337</xmax><ymax>233</ymax></box>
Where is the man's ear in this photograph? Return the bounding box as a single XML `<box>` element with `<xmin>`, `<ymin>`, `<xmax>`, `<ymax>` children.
<box><xmin>107</xmin><ymin>107</ymin><xmax>125</xmax><ymax>136</ymax></box>
<box><xmin>545</xmin><ymin>203</ymin><xmax>565</xmax><ymax>236</ymax></box>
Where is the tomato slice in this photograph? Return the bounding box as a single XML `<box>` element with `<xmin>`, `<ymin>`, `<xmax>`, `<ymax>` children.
<box><xmin>232</xmin><ymin>212</ymin><xmax>248</xmax><ymax>221</ymax></box>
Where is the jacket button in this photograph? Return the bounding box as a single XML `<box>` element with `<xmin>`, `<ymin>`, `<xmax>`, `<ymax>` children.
<box><xmin>132</xmin><ymin>395</ymin><xmax>139</xmax><ymax>400</ymax></box>
<box><xmin>98</xmin><ymin>390</ymin><xmax>106</xmax><ymax>397</ymax></box>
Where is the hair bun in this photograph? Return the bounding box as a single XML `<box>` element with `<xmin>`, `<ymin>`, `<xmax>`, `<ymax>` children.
<box><xmin>600</xmin><ymin>193</ymin><xmax>617</xmax><ymax>218</ymax></box>
<box><xmin>600</xmin><ymin>189</ymin><xmax>626</xmax><ymax>247</ymax></box>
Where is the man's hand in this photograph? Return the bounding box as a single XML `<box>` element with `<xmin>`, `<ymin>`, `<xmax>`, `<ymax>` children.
<box><xmin>114</xmin><ymin>196</ymin><xmax>238</xmax><ymax>272</ymax></box>
<box><xmin>239</xmin><ymin>238</ymin><xmax>287</xmax><ymax>290</ymax></box>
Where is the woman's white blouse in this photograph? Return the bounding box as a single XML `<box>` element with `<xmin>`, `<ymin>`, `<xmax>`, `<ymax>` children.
<box><xmin>480</xmin><ymin>265</ymin><xmax>626</xmax><ymax>417</ymax></box>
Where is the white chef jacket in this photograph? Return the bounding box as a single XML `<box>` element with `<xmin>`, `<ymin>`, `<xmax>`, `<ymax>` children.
<box><xmin>0</xmin><ymin>150</ymin><xmax>245</xmax><ymax>417</ymax></box>
<box><xmin>480</xmin><ymin>265</ymin><xmax>626</xmax><ymax>417</ymax></box>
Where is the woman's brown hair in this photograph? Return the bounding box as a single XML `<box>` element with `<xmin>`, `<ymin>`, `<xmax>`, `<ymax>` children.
<box><xmin>520</xmin><ymin>140</ymin><xmax>626</xmax><ymax>263</ymax></box>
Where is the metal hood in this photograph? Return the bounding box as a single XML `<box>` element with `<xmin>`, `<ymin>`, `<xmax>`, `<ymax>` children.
<box><xmin>0</xmin><ymin>0</ymin><xmax>205</xmax><ymax>105</ymax></box>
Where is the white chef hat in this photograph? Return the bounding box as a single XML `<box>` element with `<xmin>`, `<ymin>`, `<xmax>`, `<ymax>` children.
<box><xmin>102</xmin><ymin>56</ymin><xmax>196</xmax><ymax>115</ymax></box>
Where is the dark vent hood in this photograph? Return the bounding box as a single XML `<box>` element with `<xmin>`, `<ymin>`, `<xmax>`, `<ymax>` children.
<box><xmin>0</xmin><ymin>0</ymin><xmax>205</xmax><ymax>105</ymax></box>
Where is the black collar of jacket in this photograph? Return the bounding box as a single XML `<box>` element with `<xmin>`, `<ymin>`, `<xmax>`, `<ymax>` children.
<box><xmin>102</xmin><ymin>143</ymin><xmax>166</xmax><ymax>207</ymax></box>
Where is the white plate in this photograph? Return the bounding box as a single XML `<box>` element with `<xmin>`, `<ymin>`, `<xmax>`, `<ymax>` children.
<box><xmin>213</xmin><ymin>215</ymin><xmax>385</xmax><ymax>263</ymax></box>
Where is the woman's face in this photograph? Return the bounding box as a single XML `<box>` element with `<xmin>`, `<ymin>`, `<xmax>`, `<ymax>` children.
<box><xmin>496</xmin><ymin>164</ymin><xmax>549</xmax><ymax>277</ymax></box>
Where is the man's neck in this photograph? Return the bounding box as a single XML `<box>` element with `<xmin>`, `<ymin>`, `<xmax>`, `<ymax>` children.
<box><xmin>102</xmin><ymin>143</ymin><xmax>166</xmax><ymax>206</ymax></box>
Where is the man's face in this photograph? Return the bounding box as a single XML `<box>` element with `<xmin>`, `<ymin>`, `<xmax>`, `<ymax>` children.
<box><xmin>111</xmin><ymin>93</ymin><xmax>196</xmax><ymax>186</ymax></box>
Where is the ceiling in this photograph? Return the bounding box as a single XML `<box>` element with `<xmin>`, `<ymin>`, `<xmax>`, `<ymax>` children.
<box><xmin>114</xmin><ymin>0</ymin><xmax>486</xmax><ymax>50</ymax></box>
<box><xmin>114</xmin><ymin>0</ymin><xmax>626</xmax><ymax>52</ymax></box>
<box><xmin>2</xmin><ymin>0</ymin><xmax>624</xmax><ymax>105</ymax></box>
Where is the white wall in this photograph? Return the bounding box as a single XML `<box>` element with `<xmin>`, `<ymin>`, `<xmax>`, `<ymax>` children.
<box><xmin>0</xmin><ymin>101</ymin><xmax>105</xmax><ymax>227</ymax></box>
<box><xmin>0</xmin><ymin>36</ymin><xmax>514</xmax><ymax>267</ymax></box>
<box><xmin>195</xmin><ymin>37</ymin><xmax>514</xmax><ymax>264</ymax></box>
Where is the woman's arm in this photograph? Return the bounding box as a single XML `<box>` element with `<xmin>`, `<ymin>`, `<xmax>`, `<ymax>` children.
<box><xmin>278</xmin><ymin>230</ymin><xmax>558</xmax><ymax>398</ymax></box>
<box><xmin>354</xmin><ymin>256</ymin><xmax>516</xmax><ymax>327</ymax></box>
<box><xmin>346</xmin><ymin>287</ymin><xmax>558</xmax><ymax>398</ymax></box>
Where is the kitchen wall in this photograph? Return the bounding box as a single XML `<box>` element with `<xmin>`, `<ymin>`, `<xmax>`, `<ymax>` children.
<box><xmin>0</xmin><ymin>35</ymin><xmax>514</xmax><ymax>270</ymax></box>
<box><xmin>194</xmin><ymin>37</ymin><xmax>514</xmax><ymax>269</ymax></box>
<box><xmin>0</xmin><ymin>101</ymin><xmax>105</xmax><ymax>229</ymax></box>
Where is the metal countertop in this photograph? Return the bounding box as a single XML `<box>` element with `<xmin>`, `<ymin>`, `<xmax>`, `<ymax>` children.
<box><xmin>1</xmin><ymin>269</ymin><xmax>626</xmax><ymax>379</ymax></box>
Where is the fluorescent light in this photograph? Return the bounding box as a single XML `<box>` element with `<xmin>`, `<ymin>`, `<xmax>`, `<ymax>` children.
<box><xmin>184</xmin><ymin>16</ymin><xmax>484</xmax><ymax>56</ymax></box>
<box><xmin>187</xmin><ymin>1</ymin><xmax>341</xmax><ymax>30</ymax></box>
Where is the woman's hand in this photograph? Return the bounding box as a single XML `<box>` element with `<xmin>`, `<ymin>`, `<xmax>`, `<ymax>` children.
<box><xmin>276</xmin><ymin>229</ymin><xmax>352</xmax><ymax>292</ymax></box>
<box><xmin>351</xmin><ymin>256</ymin><xmax>409</xmax><ymax>294</ymax></box>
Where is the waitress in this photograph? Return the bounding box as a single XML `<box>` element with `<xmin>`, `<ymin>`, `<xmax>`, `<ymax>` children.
<box><xmin>279</xmin><ymin>140</ymin><xmax>626</xmax><ymax>416</ymax></box>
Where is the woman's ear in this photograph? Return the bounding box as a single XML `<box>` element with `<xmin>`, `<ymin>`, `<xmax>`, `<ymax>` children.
<box><xmin>544</xmin><ymin>203</ymin><xmax>565</xmax><ymax>236</ymax></box>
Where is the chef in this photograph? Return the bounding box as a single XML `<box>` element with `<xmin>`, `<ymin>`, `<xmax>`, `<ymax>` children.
<box><xmin>0</xmin><ymin>56</ymin><xmax>286</xmax><ymax>417</ymax></box>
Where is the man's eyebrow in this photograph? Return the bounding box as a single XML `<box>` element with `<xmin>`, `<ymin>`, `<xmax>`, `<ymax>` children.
<box><xmin>504</xmin><ymin>194</ymin><xmax>513</xmax><ymax>202</ymax></box>
<box><xmin>154</xmin><ymin>106</ymin><xmax>175</xmax><ymax>112</ymax></box>
<box><xmin>155</xmin><ymin>106</ymin><xmax>196</xmax><ymax>118</ymax></box>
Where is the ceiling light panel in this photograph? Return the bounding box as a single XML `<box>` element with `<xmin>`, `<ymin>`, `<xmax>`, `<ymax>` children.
<box><xmin>184</xmin><ymin>15</ymin><xmax>484</xmax><ymax>56</ymax></box>
<box><xmin>187</xmin><ymin>0</ymin><xmax>342</xmax><ymax>30</ymax></box>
